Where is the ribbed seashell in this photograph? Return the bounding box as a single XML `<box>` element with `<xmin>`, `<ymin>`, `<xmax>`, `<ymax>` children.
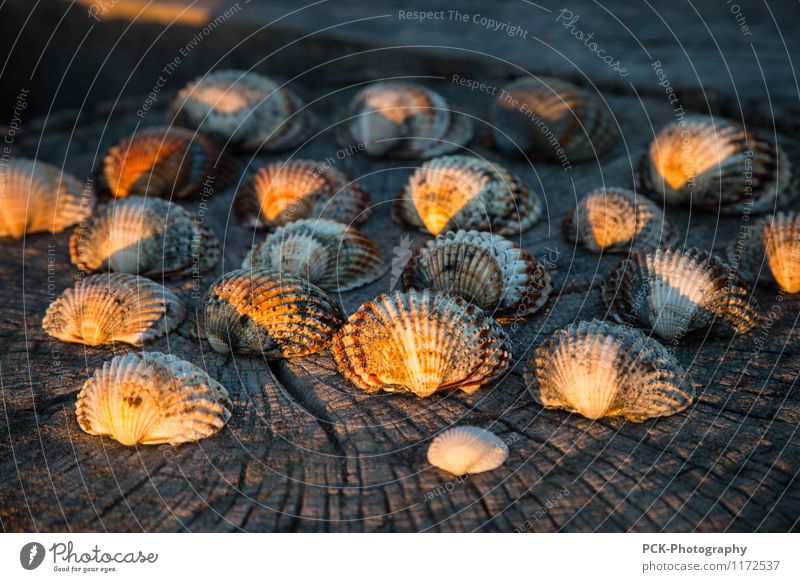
<box><xmin>242</xmin><ymin>218</ymin><xmax>386</xmax><ymax>292</ymax></box>
<box><xmin>0</xmin><ymin>158</ymin><xmax>93</xmax><ymax>239</ymax></box>
<box><xmin>524</xmin><ymin>320</ymin><xmax>695</xmax><ymax>422</ymax></box>
<box><xmin>562</xmin><ymin>187</ymin><xmax>678</xmax><ymax>253</ymax></box>
<box><xmin>70</xmin><ymin>196</ymin><xmax>220</xmax><ymax>276</ymax></box>
<box><xmin>639</xmin><ymin>115</ymin><xmax>795</xmax><ymax>214</ymax></box>
<box><xmin>427</xmin><ymin>426</ymin><xmax>509</xmax><ymax>475</ymax></box>
<box><xmin>168</xmin><ymin>70</ymin><xmax>313</xmax><ymax>151</ymax></box>
<box><xmin>42</xmin><ymin>273</ymin><xmax>186</xmax><ymax>346</ymax></box>
<box><xmin>600</xmin><ymin>247</ymin><xmax>758</xmax><ymax>341</ymax></box>
<box><xmin>401</xmin><ymin>230</ymin><xmax>551</xmax><ymax>320</ymax></box>
<box><xmin>203</xmin><ymin>268</ymin><xmax>343</xmax><ymax>357</ymax></box>
<box><xmin>331</xmin><ymin>290</ymin><xmax>511</xmax><ymax>398</ymax></box>
<box><xmin>394</xmin><ymin>155</ymin><xmax>542</xmax><ymax>236</ymax></box>
<box><xmin>76</xmin><ymin>351</ymin><xmax>231</xmax><ymax>446</ymax></box>
<box><xmin>234</xmin><ymin>160</ymin><xmax>371</xmax><ymax>229</ymax></box>
<box><xmin>336</xmin><ymin>81</ymin><xmax>473</xmax><ymax>159</ymax></box>
<box><xmin>491</xmin><ymin>77</ymin><xmax>617</xmax><ymax>161</ymax></box>
<box><xmin>729</xmin><ymin>211</ymin><xmax>800</xmax><ymax>293</ymax></box>
<box><xmin>97</xmin><ymin>126</ymin><xmax>238</xmax><ymax>199</ymax></box>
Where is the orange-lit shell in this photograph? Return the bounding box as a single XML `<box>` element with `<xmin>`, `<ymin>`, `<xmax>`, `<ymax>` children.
<box><xmin>76</xmin><ymin>351</ymin><xmax>231</xmax><ymax>446</ymax></box>
<box><xmin>401</xmin><ymin>230</ymin><xmax>551</xmax><ymax>320</ymax></box>
<box><xmin>729</xmin><ymin>211</ymin><xmax>800</xmax><ymax>293</ymax></box>
<box><xmin>331</xmin><ymin>290</ymin><xmax>511</xmax><ymax>398</ymax></box>
<box><xmin>242</xmin><ymin>218</ymin><xmax>386</xmax><ymax>292</ymax></box>
<box><xmin>42</xmin><ymin>273</ymin><xmax>186</xmax><ymax>346</ymax></box>
<box><xmin>427</xmin><ymin>426</ymin><xmax>509</xmax><ymax>475</ymax></box>
<box><xmin>0</xmin><ymin>158</ymin><xmax>94</xmax><ymax>239</ymax></box>
<box><xmin>524</xmin><ymin>320</ymin><xmax>695</xmax><ymax>422</ymax></box>
<box><xmin>600</xmin><ymin>247</ymin><xmax>758</xmax><ymax>341</ymax></box>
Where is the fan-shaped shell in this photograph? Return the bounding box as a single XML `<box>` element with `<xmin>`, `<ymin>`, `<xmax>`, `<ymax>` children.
<box><xmin>729</xmin><ymin>211</ymin><xmax>800</xmax><ymax>293</ymax></box>
<box><xmin>600</xmin><ymin>247</ymin><xmax>758</xmax><ymax>341</ymax></box>
<box><xmin>427</xmin><ymin>426</ymin><xmax>509</xmax><ymax>475</ymax></box>
<box><xmin>401</xmin><ymin>230</ymin><xmax>551</xmax><ymax>320</ymax></box>
<box><xmin>331</xmin><ymin>290</ymin><xmax>511</xmax><ymax>398</ymax></box>
<box><xmin>203</xmin><ymin>268</ymin><xmax>343</xmax><ymax>357</ymax></box>
<box><xmin>394</xmin><ymin>155</ymin><xmax>542</xmax><ymax>236</ymax></box>
<box><xmin>234</xmin><ymin>160</ymin><xmax>371</xmax><ymax>229</ymax></box>
<box><xmin>491</xmin><ymin>77</ymin><xmax>617</xmax><ymax>161</ymax></box>
<box><xmin>42</xmin><ymin>273</ymin><xmax>186</xmax><ymax>346</ymax></box>
<box><xmin>242</xmin><ymin>218</ymin><xmax>386</xmax><ymax>292</ymax></box>
<box><xmin>524</xmin><ymin>320</ymin><xmax>695</xmax><ymax>422</ymax></box>
<box><xmin>563</xmin><ymin>187</ymin><xmax>678</xmax><ymax>253</ymax></box>
<box><xmin>70</xmin><ymin>195</ymin><xmax>220</xmax><ymax>276</ymax></box>
<box><xmin>76</xmin><ymin>351</ymin><xmax>231</xmax><ymax>446</ymax></box>
<box><xmin>337</xmin><ymin>81</ymin><xmax>473</xmax><ymax>159</ymax></box>
<box><xmin>0</xmin><ymin>158</ymin><xmax>94</xmax><ymax>239</ymax></box>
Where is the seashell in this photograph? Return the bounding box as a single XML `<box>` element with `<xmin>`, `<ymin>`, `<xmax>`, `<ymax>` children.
<box><xmin>234</xmin><ymin>160</ymin><xmax>371</xmax><ymax>229</ymax></box>
<box><xmin>490</xmin><ymin>76</ymin><xmax>617</xmax><ymax>161</ymax></box>
<box><xmin>76</xmin><ymin>351</ymin><xmax>231</xmax><ymax>446</ymax></box>
<box><xmin>168</xmin><ymin>69</ymin><xmax>314</xmax><ymax>151</ymax></box>
<box><xmin>97</xmin><ymin>126</ymin><xmax>238</xmax><ymax>199</ymax></box>
<box><xmin>427</xmin><ymin>426</ymin><xmax>509</xmax><ymax>475</ymax></box>
<box><xmin>394</xmin><ymin>155</ymin><xmax>542</xmax><ymax>236</ymax></box>
<box><xmin>42</xmin><ymin>273</ymin><xmax>186</xmax><ymax>346</ymax></box>
<box><xmin>242</xmin><ymin>218</ymin><xmax>386</xmax><ymax>292</ymax></box>
<box><xmin>524</xmin><ymin>320</ymin><xmax>695</xmax><ymax>422</ymax></box>
<box><xmin>562</xmin><ymin>187</ymin><xmax>678</xmax><ymax>253</ymax></box>
<box><xmin>336</xmin><ymin>81</ymin><xmax>473</xmax><ymax>159</ymax></box>
<box><xmin>203</xmin><ymin>268</ymin><xmax>343</xmax><ymax>357</ymax></box>
<box><xmin>729</xmin><ymin>211</ymin><xmax>800</xmax><ymax>293</ymax></box>
<box><xmin>401</xmin><ymin>230</ymin><xmax>551</xmax><ymax>320</ymax></box>
<box><xmin>331</xmin><ymin>290</ymin><xmax>511</xmax><ymax>398</ymax></box>
<box><xmin>600</xmin><ymin>247</ymin><xmax>758</xmax><ymax>341</ymax></box>
<box><xmin>639</xmin><ymin>115</ymin><xmax>795</xmax><ymax>214</ymax></box>
<box><xmin>0</xmin><ymin>158</ymin><xmax>94</xmax><ymax>239</ymax></box>
<box><xmin>70</xmin><ymin>195</ymin><xmax>220</xmax><ymax>276</ymax></box>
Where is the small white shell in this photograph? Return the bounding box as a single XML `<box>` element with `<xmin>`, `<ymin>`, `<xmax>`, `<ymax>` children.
<box><xmin>729</xmin><ymin>211</ymin><xmax>800</xmax><ymax>293</ymax></box>
<box><xmin>427</xmin><ymin>426</ymin><xmax>509</xmax><ymax>475</ymax></box>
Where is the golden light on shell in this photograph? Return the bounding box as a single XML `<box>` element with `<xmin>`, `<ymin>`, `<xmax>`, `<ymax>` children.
<box><xmin>427</xmin><ymin>426</ymin><xmax>509</xmax><ymax>475</ymax></box>
<box><xmin>729</xmin><ymin>211</ymin><xmax>800</xmax><ymax>294</ymax></box>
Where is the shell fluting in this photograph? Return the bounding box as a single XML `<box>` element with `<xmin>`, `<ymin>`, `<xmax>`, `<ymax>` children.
<box><xmin>427</xmin><ymin>426</ymin><xmax>509</xmax><ymax>475</ymax></box>
<box><xmin>729</xmin><ymin>211</ymin><xmax>800</xmax><ymax>293</ymax></box>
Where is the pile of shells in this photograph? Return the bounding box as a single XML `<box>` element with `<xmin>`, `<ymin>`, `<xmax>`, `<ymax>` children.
<box><xmin>427</xmin><ymin>426</ymin><xmax>509</xmax><ymax>475</ymax></box>
<box><xmin>729</xmin><ymin>211</ymin><xmax>800</xmax><ymax>293</ymax></box>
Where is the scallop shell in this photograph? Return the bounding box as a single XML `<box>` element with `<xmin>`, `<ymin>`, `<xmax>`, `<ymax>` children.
<box><xmin>394</xmin><ymin>155</ymin><xmax>542</xmax><ymax>236</ymax></box>
<box><xmin>76</xmin><ymin>351</ymin><xmax>231</xmax><ymax>446</ymax></box>
<box><xmin>491</xmin><ymin>77</ymin><xmax>617</xmax><ymax>161</ymax></box>
<box><xmin>562</xmin><ymin>187</ymin><xmax>678</xmax><ymax>253</ymax></box>
<box><xmin>600</xmin><ymin>247</ymin><xmax>758</xmax><ymax>341</ymax></box>
<box><xmin>729</xmin><ymin>211</ymin><xmax>800</xmax><ymax>293</ymax></box>
<box><xmin>203</xmin><ymin>268</ymin><xmax>343</xmax><ymax>357</ymax></box>
<box><xmin>242</xmin><ymin>218</ymin><xmax>386</xmax><ymax>292</ymax></box>
<box><xmin>331</xmin><ymin>290</ymin><xmax>511</xmax><ymax>398</ymax></box>
<box><xmin>70</xmin><ymin>195</ymin><xmax>220</xmax><ymax>276</ymax></box>
<box><xmin>639</xmin><ymin>115</ymin><xmax>795</xmax><ymax>214</ymax></box>
<box><xmin>524</xmin><ymin>320</ymin><xmax>695</xmax><ymax>422</ymax></box>
<box><xmin>168</xmin><ymin>70</ymin><xmax>314</xmax><ymax>151</ymax></box>
<box><xmin>234</xmin><ymin>160</ymin><xmax>371</xmax><ymax>229</ymax></box>
<box><xmin>42</xmin><ymin>273</ymin><xmax>186</xmax><ymax>346</ymax></box>
<box><xmin>336</xmin><ymin>81</ymin><xmax>473</xmax><ymax>159</ymax></box>
<box><xmin>427</xmin><ymin>426</ymin><xmax>509</xmax><ymax>475</ymax></box>
<box><xmin>401</xmin><ymin>230</ymin><xmax>552</xmax><ymax>320</ymax></box>
<box><xmin>0</xmin><ymin>158</ymin><xmax>94</xmax><ymax>239</ymax></box>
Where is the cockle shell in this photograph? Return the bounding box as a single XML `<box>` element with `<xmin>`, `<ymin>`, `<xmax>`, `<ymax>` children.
<box><xmin>70</xmin><ymin>195</ymin><xmax>220</xmax><ymax>276</ymax></box>
<box><xmin>562</xmin><ymin>187</ymin><xmax>678</xmax><ymax>253</ymax></box>
<box><xmin>242</xmin><ymin>218</ymin><xmax>386</xmax><ymax>292</ymax></box>
<box><xmin>234</xmin><ymin>160</ymin><xmax>371</xmax><ymax>229</ymax></box>
<box><xmin>336</xmin><ymin>81</ymin><xmax>473</xmax><ymax>159</ymax></box>
<box><xmin>639</xmin><ymin>115</ymin><xmax>795</xmax><ymax>214</ymax></box>
<box><xmin>729</xmin><ymin>211</ymin><xmax>800</xmax><ymax>293</ymax></box>
<box><xmin>491</xmin><ymin>77</ymin><xmax>617</xmax><ymax>161</ymax></box>
<box><xmin>0</xmin><ymin>158</ymin><xmax>93</xmax><ymax>239</ymax></box>
<box><xmin>203</xmin><ymin>268</ymin><xmax>344</xmax><ymax>357</ymax></box>
<box><xmin>600</xmin><ymin>247</ymin><xmax>758</xmax><ymax>341</ymax></box>
<box><xmin>76</xmin><ymin>351</ymin><xmax>231</xmax><ymax>446</ymax></box>
<box><xmin>394</xmin><ymin>155</ymin><xmax>542</xmax><ymax>236</ymax></box>
<box><xmin>42</xmin><ymin>273</ymin><xmax>186</xmax><ymax>346</ymax></box>
<box><xmin>524</xmin><ymin>320</ymin><xmax>695</xmax><ymax>422</ymax></box>
<box><xmin>427</xmin><ymin>426</ymin><xmax>509</xmax><ymax>475</ymax></box>
<box><xmin>169</xmin><ymin>69</ymin><xmax>314</xmax><ymax>151</ymax></box>
<box><xmin>331</xmin><ymin>290</ymin><xmax>511</xmax><ymax>398</ymax></box>
<box><xmin>401</xmin><ymin>230</ymin><xmax>552</xmax><ymax>320</ymax></box>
